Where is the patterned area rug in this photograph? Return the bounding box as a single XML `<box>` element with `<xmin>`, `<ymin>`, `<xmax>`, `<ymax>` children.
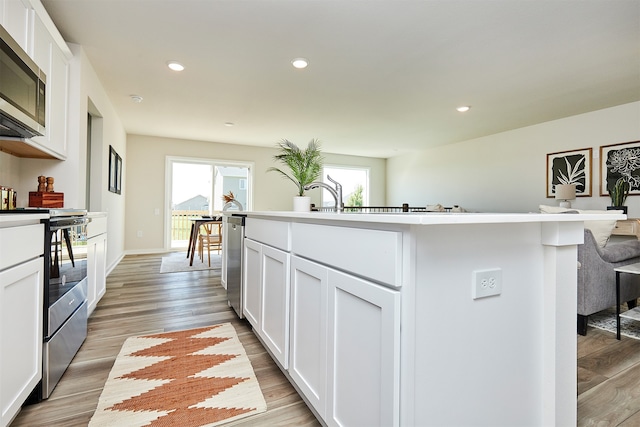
<box><xmin>89</xmin><ymin>323</ymin><xmax>267</xmax><ymax>427</ymax></box>
<box><xmin>589</xmin><ymin>307</ymin><xmax>640</xmax><ymax>339</ymax></box>
<box><xmin>160</xmin><ymin>253</ymin><xmax>221</xmax><ymax>273</ymax></box>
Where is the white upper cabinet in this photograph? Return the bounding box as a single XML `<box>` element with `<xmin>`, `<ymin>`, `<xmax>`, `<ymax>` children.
<box><xmin>0</xmin><ymin>0</ymin><xmax>70</xmax><ymax>160</ymax></box>
<box><xmin>30</xmin><ymin>11</ymin><xmax>68</xmax><ymax>159</ymax></box>
<box><xmin>1</xmin><ymin>0</ymin><xmax>31</xmax><ymax>50</ymax></box>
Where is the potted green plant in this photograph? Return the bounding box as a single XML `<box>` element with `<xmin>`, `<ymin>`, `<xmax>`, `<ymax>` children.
<box><xmin>268</xmin><ymin>139</ymin><xmax>323</xmax><ymax>211</ymax></box>
<box><xmin>608</xmin><ymin>177</ymin><xmax>630</xmax><ymax>214</ymax></box>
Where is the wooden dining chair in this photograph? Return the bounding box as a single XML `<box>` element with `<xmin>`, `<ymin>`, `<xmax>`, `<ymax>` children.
<box><xmin>198</xmin><ymin>222</ymin><xmax>222</xmax><ymax>266</ymax></box>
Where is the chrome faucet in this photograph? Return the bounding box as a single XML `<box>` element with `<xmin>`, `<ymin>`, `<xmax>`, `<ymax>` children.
<box><xmin>304</xmin><ymin>175</ymin><xmax>344</xmax><ymax>212</ymax></box>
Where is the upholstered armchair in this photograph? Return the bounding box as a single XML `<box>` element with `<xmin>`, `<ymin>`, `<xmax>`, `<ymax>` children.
<box><xmin>577</xmin><ymin>229</ymin><xmax>640</xmax><ymax>335</ymax></box>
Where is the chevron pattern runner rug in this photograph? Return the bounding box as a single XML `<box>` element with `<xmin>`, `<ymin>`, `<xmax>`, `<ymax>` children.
<box><xmin>89</xmin><ymin>323</ymin><xmax>267</xmax><ymax>426</ymax></box>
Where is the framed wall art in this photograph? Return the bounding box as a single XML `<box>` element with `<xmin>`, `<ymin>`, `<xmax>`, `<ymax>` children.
<box><xmin>116</xmin><ymin>153</ymin><xmax>123</xmax><ymax>194</ymax></box>
<box><xmin>546</xmin><ymin>148</ymin><xmax>592</xmax><ymax>198</ymax></box>
<box><xmin>600</xmin><ymin>140</ymin><xmax>640</xmax><ymax>196</ymax></box>
<box><xmin>108</xmin><ymin>145</ymin><xmax>122</xmax><ymax>195</ymax></box>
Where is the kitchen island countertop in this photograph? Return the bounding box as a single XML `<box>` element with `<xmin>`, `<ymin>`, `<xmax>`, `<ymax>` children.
<box><xmin>240</xmin><ymin>210</ymin><xmax>625</xmax><ymax>225</ymax></box>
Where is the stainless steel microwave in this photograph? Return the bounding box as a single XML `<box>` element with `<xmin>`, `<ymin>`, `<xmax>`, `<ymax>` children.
<box><xmin>0</xmin><ymin>24</ymin><xmax>46</xmax><ymax>138</ymax></box>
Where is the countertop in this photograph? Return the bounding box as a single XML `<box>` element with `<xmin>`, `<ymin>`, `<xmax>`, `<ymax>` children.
<box><xmin>239</xmin><ymin>210</ymin><xmax>626</xmax><ymax>225</ymax></box>
<box><xmin>0</xmin><ymin>212</ymin><xmax>49</xmax><ymax>225</ymax></box>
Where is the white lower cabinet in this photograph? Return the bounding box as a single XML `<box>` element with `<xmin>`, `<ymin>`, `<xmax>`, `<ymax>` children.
<box><xmin>243</xmin><ymin>218</ymin><xmax>401</xmax><ymax>426</ymax></box>
<box><xmin>86</xmin><ymin>214</ymin><xmax>107</xmax><ymax>315</ymax></box>
<box><xmin>86</xmin><ymin>232</ymin><xmax>106</xmax><ymax>315</ymax></box>
<box><xmin>290</xmin><ymin>256</ymin><xmax>400</xmax><ymax>427</ymax></box>
<box><xmin>243</xmin><ymin>239</ymin><xmax>261</xmax><ymax>328</ymax></box>
<box><xmin>327</xmin><ymin>269</ymin><xmax>400</xmax><ymax>427</ymax></box>
<box><xmin>289</xmin><ymin>256</ymin><xmax>329</xmax><ymax>417</ymax></box>
<box><xmin>0</xmin><ymin>257</ymin><xmax>44</xmax><ymax>427</ymax></box>
<box><xmin>260</xmin><ymin>245</ymin><xmax>290</xmax><ymax>368</ymax></box>
<box><xmin>243</xmin><ymin>238</ymin><xmax>290</xmax><ymax>368</ymax></box>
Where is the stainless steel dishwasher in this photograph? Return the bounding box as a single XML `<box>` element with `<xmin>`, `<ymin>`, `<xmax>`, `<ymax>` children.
<box><xmin>225</xmin><ymin>214</ymin><xmax>245</xmax><ymax>318</ymax></box>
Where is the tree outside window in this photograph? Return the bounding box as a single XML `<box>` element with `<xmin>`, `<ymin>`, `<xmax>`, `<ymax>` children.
<box><xmin>322</xmin><ymin>166</ymin><xmax>369</xmax><ymax>208</ymax></box>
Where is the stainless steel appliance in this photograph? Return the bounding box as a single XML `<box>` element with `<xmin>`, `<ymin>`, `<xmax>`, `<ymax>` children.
<box><xmin>225</xmin><ymin>214</ymin><xmax>245</xmax><ymax>318</ymax></box>
<box><xmin>0</xmin><ymin>25</ymin><xmax>46</xmax><ymax>138</ymax></box>
<box><xmin>0</xmin><ymin>208</ymin><xmax>89</xmax><ymax>400</ymax></box>
<box><xmin>42</xmin><ymin>209</ymin><xmax>89</xmax><ymax>399</ymax></box>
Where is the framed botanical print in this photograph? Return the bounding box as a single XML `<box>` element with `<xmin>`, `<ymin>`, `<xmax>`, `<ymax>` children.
<box><xmin>600</xmin><ymin>140</ymin><xmax>640</xmax><ymax>196</ymax></box>
<box><xmin>546</xmin><ymin>148</ymin><xmax>592</xmax><ymax>197</ymax></box>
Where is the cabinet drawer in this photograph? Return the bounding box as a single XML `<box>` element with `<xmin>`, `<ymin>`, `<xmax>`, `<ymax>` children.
<box><xmin>0</xmin><ymin>224</ymin><xmax>44</xmax><ymax>271</ymax></box>
<box><xmin>291</xmin><ymin>223</ymin><xmax>403</xmax><ymax>288</ymax></box>
<box><xmin>245</xmin><ymin>218</ymin><xmax>290</xmax><ymax>251</ymax></box>
<box><xmin>87</xmin><ymin>215</ymin><xmax>107</xmax><ymax>237</ymax></box>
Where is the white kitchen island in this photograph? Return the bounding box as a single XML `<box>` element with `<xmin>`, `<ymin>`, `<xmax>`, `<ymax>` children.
<box><xmin>240</xmin><ymin>210</ymin><xmax>623</xmax><ymax>427</ymax></box>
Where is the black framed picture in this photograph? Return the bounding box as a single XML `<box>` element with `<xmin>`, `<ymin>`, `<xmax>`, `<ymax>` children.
<box><xmin>116</xmin><ymin>153</ymin><xmax>122</xmax><ymax>194</ymax></box>
<box><xmin>546</xmin><ymin>148</ymin><xmax>592</xmax><ymax>197</ymax></box>
<box><xmin>600</xmin><ymin>140</ymin><xmax>640</xmax><ymax>196</ymax></box>
<box><xmin>109</xmin><ymin>145</ymin><xmax>122</xmax><ymax>194</ymax></box>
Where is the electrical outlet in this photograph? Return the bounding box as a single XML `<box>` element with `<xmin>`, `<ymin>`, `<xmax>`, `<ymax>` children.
<box><xmin>137</xmin><ymin>230</ymin><xmax>143</xmax><ymax>238</ymax></box>
<box><xmin>472</xmin><ymin>268</ymin><xmax>502</xmax><ymax>299</ymax></box>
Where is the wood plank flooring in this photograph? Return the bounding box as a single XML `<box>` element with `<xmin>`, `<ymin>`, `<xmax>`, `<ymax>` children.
<box><xmin>11</xmin><ymin>253</ymin><xmax>319</xmax><ymax>427</ymax></box>
<box><xmin>9</xmin><ymin>252</ymin><xmax>640</xmax><ymax>426</ymax></box>
<box><xmin>578</xmin><ymin>327</ymin><xmax>640</xmax><ymax>426</ymax></box>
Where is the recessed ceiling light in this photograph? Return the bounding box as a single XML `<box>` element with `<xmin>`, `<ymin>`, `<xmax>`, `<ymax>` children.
<box><xmin>291</xmin><ymin>58</ymin><xmax>309</xmax><ymax>69</ymax></box>
<box><xmin>224</xmin><ymin>122</ymin><xmax>235</xmax><ymax>127</ymax></box>
<box><xmin>456</xmin><ymin>106</ymin><xmax>471</xmax><ymax>112</ymax></box>
<box><xmin>130</xmin><ymin>95</ymin><xmax>143</xmax><ymax>103</ymax></box>
<box><xmin>167</xmin><ymin>61</ymin><xmax>185</xmax><ymax>71</ymax></box>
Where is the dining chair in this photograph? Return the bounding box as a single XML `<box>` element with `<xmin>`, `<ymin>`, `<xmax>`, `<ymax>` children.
<box><xmin>198</xmin><ymin>222</ymin><xmax>222</xmax><ymax>266</ymax></box>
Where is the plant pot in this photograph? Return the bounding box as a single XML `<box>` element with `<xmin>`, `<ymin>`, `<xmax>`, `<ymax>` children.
<box><xmin>293</xmin><ymin>196</ymin><xmax>311</xmax><ymax>212</ymax></box>
<box><xmin>607</xmin><ymin>205</ymin><xmax>628</xmax><ymax>215</ymax></box>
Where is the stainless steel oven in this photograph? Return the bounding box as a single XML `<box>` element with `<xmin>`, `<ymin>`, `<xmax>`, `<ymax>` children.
<box><xmin>42</xmin><ymin>210</ymin><xmax>90</xmax><ymax>399</ymax></box>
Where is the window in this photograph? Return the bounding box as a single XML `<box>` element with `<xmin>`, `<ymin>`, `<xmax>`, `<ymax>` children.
<box><xmin>322</xmin><ymin>166</ymin><xmax>369</xmax><ymax>208</ymax></box>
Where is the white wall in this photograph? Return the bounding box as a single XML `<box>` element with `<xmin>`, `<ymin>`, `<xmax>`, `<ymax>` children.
<box><xmin>387</xmin><ymin>102</ymin><xmax>640</xmax><ymax>213</ymax></box>
<box><xmin>17</xmin><ymin>44</ymin><xmax>127</xmax><ymax>272</ymax></box>
<box><xmin>0</xmin><ymin>151</ymin><xmax>20</xmax><ymax>193</ymax></box>
<box><xmin>125</xmin><ymin>134</ymin><xmax>386</xmax><ymax>253</ymax></box>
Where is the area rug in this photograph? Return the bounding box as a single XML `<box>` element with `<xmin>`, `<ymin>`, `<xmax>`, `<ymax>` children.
<box><xmin>89</xmin><ymin>323</ymin><xmax>267</xmax><ymax>427</ymax></box>
<box><xmin>160</xmin><ymin>254</ymin><xmax>221</xmax><ymax>273</ymax></box>
<box><xmin>588</xmin><ymin>306</ymin><xmax>640</xmax><ymax>340</ymax></box>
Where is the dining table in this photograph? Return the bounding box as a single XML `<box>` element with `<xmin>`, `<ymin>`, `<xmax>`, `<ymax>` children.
<box><xmin>186</xmin><ymin>217</ymin><xmax>222</xmax><ymax>266</ymax></box>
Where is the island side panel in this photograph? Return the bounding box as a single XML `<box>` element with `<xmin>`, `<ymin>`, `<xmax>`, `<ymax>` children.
<box><xmin>409</xmin><ymin>222</ymin><xmax>547</xmax><ymax>426</ymax></box>
<box><xmin>540</xmin><ymin>221</ymin><xmax>582</xmax><ymax>427</ymax></box>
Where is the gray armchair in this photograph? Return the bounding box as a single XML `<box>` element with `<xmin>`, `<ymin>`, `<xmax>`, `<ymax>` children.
<box><xmin>577</xmin><ymin>229</ymin><xmax>640</xmax><ymax>335</ymax></box>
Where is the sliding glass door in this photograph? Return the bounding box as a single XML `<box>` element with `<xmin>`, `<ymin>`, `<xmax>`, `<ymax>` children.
<box><xmin>166</xmin><ymin>157</ymin><xmax>251</xmax><ymax>249</ymax></box>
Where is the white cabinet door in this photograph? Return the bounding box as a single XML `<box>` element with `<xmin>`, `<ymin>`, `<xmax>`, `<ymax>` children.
<box><xmin>327</xmin><ymin>269</ymin><xmax>401</xmax><ymax>427</ymax></box>
<box><xmin>0</xmin><ymin>257</ymin><xmax>44</xmax><ymax>427</ymax></box>
<box><xmin>30</xmin><ymin>12</ymin><xmax>68</xmax><ymax>159</ymax></box>
<box><xmin>2</xmin><ymin>0</ymin><xmax>30</xmax><ymax>51</ymax></box>
<box><xmin>260</xmin><ymin>245</ymin><xmax>289</xmax><ymax>368</ymax></box>
<box><xmin>86</xmin><ymin>233</ymin><xmax>107</xmax><ymax>315</ymax></box>
<box><xmin>243</xmin><ymin>238</ymin><xmax>261</xmax><ymax>328</ymax></box>
<box><xmin>289</xmin><ymin>256</ymin><xmax>328</xmax><ymax>418</ymax></box>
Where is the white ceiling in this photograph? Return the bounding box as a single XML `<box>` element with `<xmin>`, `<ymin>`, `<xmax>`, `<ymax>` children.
<box><xmin>41</xmin><ymin>0</ymin><xmax>640</xmax><ymax>159</ymax></box>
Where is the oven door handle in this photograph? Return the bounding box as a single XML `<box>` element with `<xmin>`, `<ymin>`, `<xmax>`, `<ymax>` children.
<box><xmin>50</xmin><ymin>217</ymin><xmax>91</xmax><ymax>231</ymax></box>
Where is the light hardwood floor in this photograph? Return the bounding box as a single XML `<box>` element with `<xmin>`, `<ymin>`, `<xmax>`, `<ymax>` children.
<box><xmin>578</xmin><ymin>327</ymin><xmax>640</xmax><ymax>425</ymax></box>
<box><xmin>9</xmin><ymin>252</ymin><xmax>640</xmax><ymax>426</ymax></box>
<box><xmin>11</xmin><ymin>253</ymin><xmax>320</xmax><ymax>427</ymax></box>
